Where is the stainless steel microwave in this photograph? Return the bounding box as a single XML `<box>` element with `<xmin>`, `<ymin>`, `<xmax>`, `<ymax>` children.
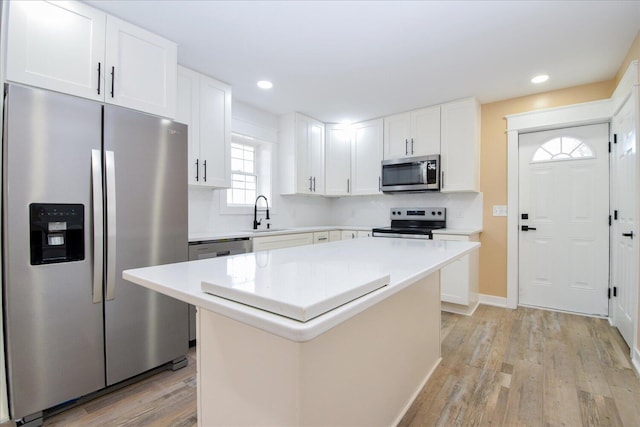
<box><xmin>381</xmin><ymin>155</ymin><xmax>440</xmax><ymax>192</ymax></box>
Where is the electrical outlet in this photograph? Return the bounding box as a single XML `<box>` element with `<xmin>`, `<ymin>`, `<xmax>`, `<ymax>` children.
<box><xmin>493</xmin><ymin>205</ymin><xmax>507</xmax><ymax>217</ymax></box>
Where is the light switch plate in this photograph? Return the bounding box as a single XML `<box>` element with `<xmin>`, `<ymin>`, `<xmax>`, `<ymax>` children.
<box><xmin>493</xmin><ymin>205</ymin><xmax>507</xmax><ymax>217</ymax></box>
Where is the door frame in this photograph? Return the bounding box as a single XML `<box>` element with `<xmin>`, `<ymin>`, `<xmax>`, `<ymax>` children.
<box><xmin>506</xmin><ymin>99</ymin><xmax>612</xmax><ymax>309</ymax></box>
<box><xmin>505</xmin><ymin>62</ymin><xmax>639</xmax><ymax>363</ymax></box>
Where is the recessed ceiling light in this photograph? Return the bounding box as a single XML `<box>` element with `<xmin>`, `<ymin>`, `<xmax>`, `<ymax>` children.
<box><xmin>257</xmin><ymin>80</ymin><xmax>273</xmax><ymax>89</ymax></box>
<box><xmin>531</xmin><ymin>74</ymin><xmax>549</xmax><ymax>84</ymax></box>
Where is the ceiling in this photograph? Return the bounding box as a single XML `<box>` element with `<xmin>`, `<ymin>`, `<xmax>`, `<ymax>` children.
<box><xmin>86</xmin><ymin>0</ymin><xmax>640</xmax><ymax>123</ymax></box>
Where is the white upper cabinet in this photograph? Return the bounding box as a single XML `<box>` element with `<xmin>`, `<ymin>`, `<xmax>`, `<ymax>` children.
<box><xmin>279</xmin><ymin>113</ymin><xmax>325</xmax><ymax>195</ymax></box>
<box><xmin>177</xmin><ymin>66</ymin><xmax>231</xmax><ymax>188</ymax></box>
<box><xmin>6</xmin><ymin>1</ymin><xmax>106</xmax><ymax>102</ymax></box>
<box><xmin>351</xmin><ymin>119</ymin><xmax>383</xmax><ymax>195</ymax></box>
<box><xmin>325</xmin><ymin>125</ymin><xmax>351</xmax><ymax>196</ymax></box>
<box><xmin>105</xmin><ymin>16</ymin><xmax>177</xmax><ymax>118</ymax></box>
<box><xmin>325</xmin><ymin>119</ymin><xmax>383</xmax><ymax>197</ymax></box>
<box><xmin>384</xmin><ymin>105</ymin><xmax>440</xmax><ymax>159</ymax></box>
<box><xmin>440</xmin><ymin>98</ymin><xmax>480</xmax><ymax>192</ymax></box>
<box><xmin>6</xmin><ymin>0</ymin><xmax>177</xmax><ymax>118</ymax></box>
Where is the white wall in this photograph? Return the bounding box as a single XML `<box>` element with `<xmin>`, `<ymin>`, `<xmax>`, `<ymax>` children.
<box><xmin>189</xmin><ymin>100</ymin><xmax>483</xmax><ymax>235</ymax></box>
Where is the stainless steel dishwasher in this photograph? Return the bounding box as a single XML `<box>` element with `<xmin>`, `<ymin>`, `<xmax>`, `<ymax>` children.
<box><xmin>187</xmin><ymin>238</ymin><xmax>252</xmax><ymax>344</ymax></box>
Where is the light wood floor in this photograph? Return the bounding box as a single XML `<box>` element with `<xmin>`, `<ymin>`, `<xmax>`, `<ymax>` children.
<box><xmin>3</xmin><ymin>305</ymin><xmax>639</xmax><ymax>426</ymax></box>
<box><xmin>400</xmin><ymin>305</ymin><xmax>640</xmax><ymax>426</ymax></box>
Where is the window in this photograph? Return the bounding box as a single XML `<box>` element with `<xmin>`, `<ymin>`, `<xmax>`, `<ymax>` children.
<box><xmin>531</xmin><ymin>136</ymin><xmax>594</xmax><ymax>163</ymax></box>
<box><xmin>222</xmin><ymin>133</ymin><xmax>272</xmax><ymax>213</ymax></box>
<box><xmin>227</xmin><ymin>142</ymin><xmax>257</xmax><ymax>205</ymax></box>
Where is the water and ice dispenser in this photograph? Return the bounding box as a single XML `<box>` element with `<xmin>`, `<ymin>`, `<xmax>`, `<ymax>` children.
<box><xmin>29</xmin><ymin>203</ymin><xmax>84</xmax><ymax>265</ymax></box>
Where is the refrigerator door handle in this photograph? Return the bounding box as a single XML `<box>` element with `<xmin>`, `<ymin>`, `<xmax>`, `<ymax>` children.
<box><xmin>91</xmin><ymin>150</ymin><xmax>104</xmax><ymax>303</ymax></box>
<box><xmin>105</xmin><ymin>150</ymin><xmax>117</xmax><ymax>300</ymax></box>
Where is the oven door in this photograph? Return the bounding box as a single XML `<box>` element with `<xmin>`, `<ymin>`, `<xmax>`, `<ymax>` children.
<box><xmin>381</xmin><ymin>155</ymin><xmax>440</xmax><ymax>192</ymax></box>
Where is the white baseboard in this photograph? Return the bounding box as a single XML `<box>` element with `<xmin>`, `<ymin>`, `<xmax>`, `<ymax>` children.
<box><xmin>478</xmin><ymin>294</ymin><xmax>508</xmax><ymax>308</ymax></box>
<box><xmin>633</xmin><ymin>347</ymin><xmax>640</xmax><ymax>377</ymax></box>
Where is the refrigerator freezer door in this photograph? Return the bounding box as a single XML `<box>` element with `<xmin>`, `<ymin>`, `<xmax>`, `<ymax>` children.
<box><xmin>103</xmin><ymin>105</ymin><xmax>189</xmax><ymax>385</ymax></box>
<box><xmin>2</xmin><ymin>85</ymin><xmax>105</xmax><ymax>417</ymax></box>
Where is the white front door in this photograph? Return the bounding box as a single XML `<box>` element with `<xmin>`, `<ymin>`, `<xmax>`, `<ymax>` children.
<box><xmin>518</xmin><ymin>123</ymin><xmax>609</xmax><ymax>315</ymax></box>
<box><xmin>610</xmin><ymin>96</ymin><xmax>638</xmax><ymax>348</ymax></box>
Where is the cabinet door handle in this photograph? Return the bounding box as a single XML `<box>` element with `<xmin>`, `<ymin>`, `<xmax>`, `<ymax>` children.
<box><xmin>309</xmin><ymin>176</ymin><xmax>313</xmax><ymax>192</ymax></box>
<box><xmin>203</xmin><ymin>160</ymin><xmax>207</xmax><ymax>182</ymax></box>
<box><xmin>313</xmin><ymin>176</ymin><xmax>316</xmax><ymax>192</ymax></box>
<box><xmin>441</xmin><ymin>171</ymin><xmax>444</xmax><ymax>189</ymax></box>
<box><xmin>347</xmin><ymin>178</ymin><xmax>350</xmax><ymax>193</ymax></box>
<box><xmin>405</xmin><ymin>139</ymin><xmax>408</xmax><ymax>155</ymax></box>
<box><xmin>622</xmin><ymin>231</ymin><xmax>634</xmax><ymax>239</ymax></box>
<box><xmin>110</xmin><ymin>66</ymin><xmax>115</xmax><ymax>98</ymax></box>
<box><xmin>378</xmin><ymin>176</ymin><xmax>381</xmax><ymax>192</ymax></box>
<box><xmin>97</xmin><ymin>62</ymin><xmax>101</xmax><ymax>95</ymax></box>
<box><xmin>411</xmin><ymin>138</ymin><xmax>414</xmax><ymax>154</ymax></box>
<box><xmin>195</xmin><ymin>158</ymin><xmax>199</xmax><ymax>182</ymax></box>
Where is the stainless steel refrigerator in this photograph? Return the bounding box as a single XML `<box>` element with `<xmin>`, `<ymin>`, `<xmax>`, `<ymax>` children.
<box><xmin>2</xmin><ymin>84</ymin><xmax>189</xmax><ymax>420</ymax></box>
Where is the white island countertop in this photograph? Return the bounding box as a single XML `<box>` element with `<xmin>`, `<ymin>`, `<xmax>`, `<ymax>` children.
<box><xmin>124</xmin><ymin>237</ymin><xmax>480</xmax><ymax>342</ymax></box>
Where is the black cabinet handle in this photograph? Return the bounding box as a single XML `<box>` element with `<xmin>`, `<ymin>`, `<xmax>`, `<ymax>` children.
<box><xmin>313</xmin><ymin>176</ymin><xmax>316</xmax><ymax>192</ymax></box>
<box><xmin>622</xmin><ymin>231</ymin><xmax>634</xmax><ymax>239</ymax></box>
<box><xmin>97</xmin><ymin>62</ymin><xmax>101</xmax><ymax>95</ymax></box>
<box><xmin>411</xmin><ymin>138</ymin><xmax>414</xmax><ymax>154</ymax></box>
<box><xmin>203</xmin><ymin>160</ymin><xmax>207</xmax><ymax>182</ymax></box>
<box><xmin>521</xmin><ymin>225</ymin><xmax>537</xmax><ymax>231</ymax></box>
<box><xmin>347</xmin><ymin>178</ymin><xmax>350</xmax><ymax>193</ymax></box>
<box><xmin>110</xmin><ymin>66</ymin><xmax>115</xmax><ymax>98</ymax></box>
<box><xmin>195</xmin><ymin>159</ymin><xmax>199</xmax><ymax>182</ymax></box>
<box><xmin>405</xmin><ymin>139</ymin><xmax>408</xmax><ymax>155</ymax></box>
<box><xmin>309</xmin><ymin>176</ymin><xmax>313</xmax><ymax>192</ymax></box>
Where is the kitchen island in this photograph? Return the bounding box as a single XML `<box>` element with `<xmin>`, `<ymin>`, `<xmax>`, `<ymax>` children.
<box><xmin>124</xmin><ymin>237</ymin><xmax>480</xmax><ymax>426</ymax></box>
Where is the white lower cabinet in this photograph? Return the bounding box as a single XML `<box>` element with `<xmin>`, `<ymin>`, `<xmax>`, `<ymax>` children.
<box><xmin>252</xmin><ymin>233</ymin><xmax>314</xmax><ymax>252</ymax></box>
<box><xmin>313</xmin><ymin>231</ymin><xmax>330</xmax><ymax>244</ymax></box>
<box><xmin>432</xmin><ymin>233</ymin><xmax>480</xmax><ymax>315</ymax></box>
<box><xmin>329</xmin><ymin>230</ymin><xmax>342</xmax><ymax>242</ymax></box>
<box><xmin>341</xmin><ymin>230</ymin><xmax>371</xmax><ymax>240</ymax></box>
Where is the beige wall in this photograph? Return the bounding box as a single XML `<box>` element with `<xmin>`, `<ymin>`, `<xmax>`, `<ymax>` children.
<box><xmin>479</xmin><ymin>30</ymin><xmax>640</xmax><ymax>300</ymax></box>
<box><xmin>478</xmin><ymin>81</ymin><xmax>615</xmax><ymax>298</ymax></box>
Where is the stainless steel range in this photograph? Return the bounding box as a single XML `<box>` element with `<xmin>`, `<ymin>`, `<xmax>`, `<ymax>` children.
<box><xmin>372</xmin><ymin>207</ymin><xmax>446</xmax><ymax>239</ymax></box>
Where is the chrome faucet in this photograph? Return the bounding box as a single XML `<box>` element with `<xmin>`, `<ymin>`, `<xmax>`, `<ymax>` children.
<box><xmin>253</xmin><ymin>195</ymin><xmax>270</xmax><ymax>230</ymax></box>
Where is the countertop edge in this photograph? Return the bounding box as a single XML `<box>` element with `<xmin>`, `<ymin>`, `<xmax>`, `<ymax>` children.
<box><xmin>123</xmin><ymin>241</ymin><xmax>481</xmax><ymax>342</ymax></box>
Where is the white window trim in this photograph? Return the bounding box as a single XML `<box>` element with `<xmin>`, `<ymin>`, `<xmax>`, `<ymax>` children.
<box><xmin>220</xmin><ymin>133</ymin><xmax>273</xmax><ymax>215</ymax></box>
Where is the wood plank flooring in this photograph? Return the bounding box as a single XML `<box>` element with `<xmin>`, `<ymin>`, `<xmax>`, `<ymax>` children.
<box><xmin>400</xmin><ymin>306</ymin><xmax>640</xmax><ymax>427</ymax></box>
<box><xmin>2</xmin><ymin>305</ymin><xmax>639</xmax><ymax>426</ymax></box>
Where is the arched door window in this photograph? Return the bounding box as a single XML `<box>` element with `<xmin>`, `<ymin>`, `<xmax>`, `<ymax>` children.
<box><xmin>531</xmin><ymin>136</ymin><xmax>594</xmax><ymax>163</ymax></box>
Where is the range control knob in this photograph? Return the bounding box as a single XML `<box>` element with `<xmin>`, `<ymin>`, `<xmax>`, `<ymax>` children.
<box><xmin>431</xmin><ymin>211</ymin><xmax>436</xmax><ymax>215</ymax></box>
<box><xmin>438</xmin><ymin>211</ymin><xmax>442</xmax><ymax>216</ymax></box>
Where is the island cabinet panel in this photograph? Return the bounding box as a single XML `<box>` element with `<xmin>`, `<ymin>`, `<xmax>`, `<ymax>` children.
<box><xmin>196</xmin><ymin>272</ymin><xmax>441</xmax><ymax>426</ymax></box>
<box><xmin>7</xmin><ymin>0</ymin><xmax>177</xmax><ymax>118</ymax></box>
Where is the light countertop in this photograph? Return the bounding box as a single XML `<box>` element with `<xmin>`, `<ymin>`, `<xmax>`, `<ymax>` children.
<box><xmin>124</xmin><ymin>237</ymin><xmax>479</xmax><ymax>342</ymax></box>
<box><xmin>189</xmin><ymin>225</ymin><xmax>481</xmax><ymax>243</ymax></box>
<box><xmin>432</xmin><ymin>228</ymin><xmax>483</xmax><ymax>236</ymax></box>
<box><xmin>189</xmin><ymin>225</ymin><xmax>375</xmax><ymax>243</ymax></box>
